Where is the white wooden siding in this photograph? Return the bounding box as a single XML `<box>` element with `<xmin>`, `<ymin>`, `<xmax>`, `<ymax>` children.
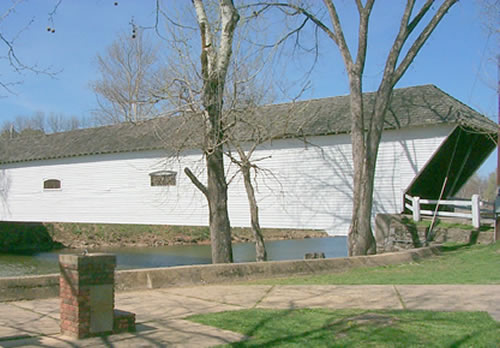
<box><xmin>0</xmin><ymin>124</ymin><xmax>453</xmax><ymax>235</ymax></box>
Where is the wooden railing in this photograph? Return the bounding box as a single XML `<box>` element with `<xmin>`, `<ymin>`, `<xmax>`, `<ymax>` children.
<box><xmin>404</xmin><ymin>194</ymin><xmax>492</xmax><ymax>228</ymax></box>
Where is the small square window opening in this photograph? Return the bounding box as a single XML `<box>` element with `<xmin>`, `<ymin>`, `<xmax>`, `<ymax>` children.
<box><xmin>150</xmin><ymin>171</ymin><xmax>176</xmax><ymax>186</ymax></box>
<box><xmin>44</xmin><ymin>179</ymin><xmax>61</xmax><ymax>190</ymax></box>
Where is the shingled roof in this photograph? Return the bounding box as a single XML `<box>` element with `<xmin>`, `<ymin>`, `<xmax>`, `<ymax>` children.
<box><xmin>0</xmin><ymin>84</ymin><xmax>496</xmax><ymax>164</ymax></box>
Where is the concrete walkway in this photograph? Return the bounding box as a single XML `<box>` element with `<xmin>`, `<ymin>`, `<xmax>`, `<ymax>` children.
<box><xmin>0</xmin><ymin>284</ymin><xmax>499</xmax><ymax>347</ymax></box>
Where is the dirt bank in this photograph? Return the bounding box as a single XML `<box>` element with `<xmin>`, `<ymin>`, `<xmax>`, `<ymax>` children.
<box><xmin>40</xmin><ymin>222</ymin><xmax>328</xmax><ymax>249</ymax></box>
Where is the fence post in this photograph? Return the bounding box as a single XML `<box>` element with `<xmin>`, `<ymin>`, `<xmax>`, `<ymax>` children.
<box><xmin>472</xmin><ymin>194</ymin><xmax>480</xmax><ymax>229</ymax></box>
<box><xmin>412</xmin><ymin>196</ymin><xmax>421</xmax><ymax>222</ymax></box>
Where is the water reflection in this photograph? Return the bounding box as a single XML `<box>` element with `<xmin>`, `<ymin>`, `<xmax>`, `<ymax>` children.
<box><xmin>0</xmin><ymin>236</ymin><xmax>347</xmax><ymax>277</ymax></box>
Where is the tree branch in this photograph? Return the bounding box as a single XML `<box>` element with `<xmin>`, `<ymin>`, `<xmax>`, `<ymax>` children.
<box><xmin>377</xmin><ymin>0</ymin><xmax>416</xmax><ymax>89</ymax></box>
<box><xmin>241</xmin><ymin>2</ymin><xmax>338</xmax><ymax>44</ymax></box>
<box><xmin>193</xmin><ymin>0</ymin><xmax>216</xmax><ymax>77</ymax></box>
<box><xmin>322</xmin><ymin>0</ymin><xmax>353</xmax><ymax>69</ymax></box>
<box><xmin>407</xmin><ymin>0</ymin><xmax>433</xmax><ymax>35</ymax></box>
<box><xmin>353</xmin><ymin>0</ymin><xmax>374</xmax><ymax>73</ymax></box>
<box><xmin>354</xmin><ymin>0</ymin><xmax>363</xmax><ymax>12</ymax></box>
<box><xmin>393</xmin><ymin>0</ymin><xmax>458</xmax><ymax>84</ymax></box>
<box><xmin>216</xmin><ymin>0</ymin><xmax>240</xmax><ymax>82</ymax></box>
<box><xmin>184</xmin><ymin>167</ymin><xmax>208</xmax><ymax>197</ymax></box>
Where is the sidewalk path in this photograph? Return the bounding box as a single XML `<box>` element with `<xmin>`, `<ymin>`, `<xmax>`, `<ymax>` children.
<box><xmin>1</xmin><ymin>284</ymin><xmax>499</xmax><ymax>347</ymax></box>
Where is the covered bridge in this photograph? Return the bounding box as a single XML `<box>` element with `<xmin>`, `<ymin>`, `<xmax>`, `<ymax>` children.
<box><xmin>0</xmin><ymin>84</ymin><xmax>496</xmax><ymax>235</ymax></box>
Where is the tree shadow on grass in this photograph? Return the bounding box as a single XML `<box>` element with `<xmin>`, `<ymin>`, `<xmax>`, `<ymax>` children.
<box><xmin>439</xmin><ymin>234</ymin><xmax>491</xmax><ymax>252</ymax></box>
<box><xmin>439</xmin><ymin>243</ymin><xmax>472</xmax><ymax>252</ymax></box>
<box><xmin>222</xmin><ymin>309</ymin><xmax>499</xmax><ymax>347</ymax></box>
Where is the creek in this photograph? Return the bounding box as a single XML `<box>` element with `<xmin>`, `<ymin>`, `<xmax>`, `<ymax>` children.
<box><xmin>0</xmin><ymin>236</ymin><xmax>347</xmax><ymax>277</ymax></box>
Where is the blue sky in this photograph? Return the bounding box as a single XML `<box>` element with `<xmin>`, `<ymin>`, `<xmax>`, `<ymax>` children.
<box><xmin>0</xmin><ymin>0</ymin><xmax>498</xmax><ymax>177</ymax></box>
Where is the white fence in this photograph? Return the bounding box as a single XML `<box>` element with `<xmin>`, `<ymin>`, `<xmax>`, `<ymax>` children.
<box><xmin>404</xmin><ymin>194</ymin><xmax>488</xmax><ymax>228</ymax></box>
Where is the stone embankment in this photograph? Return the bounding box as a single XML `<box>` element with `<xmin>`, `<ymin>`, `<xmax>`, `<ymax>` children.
<box><xmin>0</xmin><ymin>246</ymin><xmax>439</xmax><ymax>302</ymax></box>
<box><xmin>375</xmin><ymin>214</ymin><xmax>494</xmax><ymax>253</ymax></box>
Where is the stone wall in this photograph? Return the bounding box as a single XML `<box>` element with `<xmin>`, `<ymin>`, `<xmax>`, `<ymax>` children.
<box><xmin>375</xmin><ymin>213</ymin><xmax>494</xmax><ymax>253</ymax></box>
<box><xmin>0</xmin><ymin>246</ymin><xmax>440</xmax><ymax>301</ymax></box>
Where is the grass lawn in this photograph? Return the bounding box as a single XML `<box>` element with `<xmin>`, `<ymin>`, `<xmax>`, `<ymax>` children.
<box><xmin>189</xmin><ymin>308</ymin><xmax>500</xmax><ymax>347</ymax></box>
<box><xmin>245</xmin><ymin>241</ymin><xmax>500</xmax><ymax>285</ymax></box>
<box><xmin>188</xmin><ymin>242</ymin><xmax>500</xmax><ymax>347</ymax></box>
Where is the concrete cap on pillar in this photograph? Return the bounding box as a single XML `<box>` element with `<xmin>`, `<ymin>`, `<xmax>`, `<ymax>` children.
<box><xmin>59</xmin><ymin>253</ymin><xmax>116</xmax><ymax>269</ymax></box>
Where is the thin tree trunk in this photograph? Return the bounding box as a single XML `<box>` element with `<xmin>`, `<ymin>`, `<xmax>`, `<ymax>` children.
<box><xmin>241</xmin><ymin>164</ymin><xmax>267</xmax><ymax>261</ymax></box>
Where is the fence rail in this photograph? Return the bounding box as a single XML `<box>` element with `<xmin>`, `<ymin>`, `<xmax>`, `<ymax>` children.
<box><xmin>404</xmin><ymin>194</ymin><xmax>492</xmax><ymax>228</ymax></box>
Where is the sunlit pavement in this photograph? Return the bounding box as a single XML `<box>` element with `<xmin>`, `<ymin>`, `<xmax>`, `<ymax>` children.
<box><xmin>0</xmin><ymin>284</ymin><xmax>499</xmax><ymax>347</ymax></box>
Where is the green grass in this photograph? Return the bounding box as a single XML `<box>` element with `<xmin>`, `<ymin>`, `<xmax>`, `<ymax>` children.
<box><xmin>188</xmin><ymin>242</ymin><xmax>500</xmax><ymax>346</ymax></box>
<box><xmin>246</xmin><ymin>241</ymin><xmax>500</xmax><ymax>285</ymax></box>
<box><xmin>409</xmin><ymin>217</ymin><xmax>493</xmax><ymax>232</ymax></box>
<box><xmin>189</xmin><ymin>308</ymin><xmax>500</xmax><ymax>347</ymax></box>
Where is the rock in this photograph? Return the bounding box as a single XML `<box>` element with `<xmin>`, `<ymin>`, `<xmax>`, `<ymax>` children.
<box><xmin>304</xmin><ymin>252</ymin><xmax>325</xmax><ymax>259</ymax></box>
<box><xmin>375</xmin><ymin>213</ymin><xmax>495</xmax><ymax>253</ymax></box>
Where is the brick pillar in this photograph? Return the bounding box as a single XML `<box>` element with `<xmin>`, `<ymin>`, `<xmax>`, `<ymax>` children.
<box><xmin>59</xmin><ymin>253</ymin><xmax>116</xmax><ymax>339</ymax></box>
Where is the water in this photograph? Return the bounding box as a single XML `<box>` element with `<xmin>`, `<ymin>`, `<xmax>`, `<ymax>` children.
<box><xmin>0</xmin><ymin>236</ymin><xmax>347</xmax><ymax>278</ymax></box>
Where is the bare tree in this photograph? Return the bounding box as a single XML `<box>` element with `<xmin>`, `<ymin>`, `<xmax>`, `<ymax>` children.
<box><xmin>476</xmin><ymin>0</ymin><xmax>499</xmax><ymax>93</ymax></box>
<box><xmin>91</xmin><ymin>30</ymin><xmax>163</xmax><ymax>124</ymax></box>
<box><xmin>223</xmin><ymin>81</ymin><xmax>304</xmax><ymax>262</ymax></box>
<box><xmin>0</xmin><ymin>0</ymin><xmax>60</xmax><ymax>95</ymax></box>
<box><xmin>458</xmin><ymin>172</ymin><xmax>497</xmax><ymax>202</ymax></box>
<box><xmin>218</xmin><ymin>30</ymin><xmax>285</xmax><ymax>261</ymax></box>
<box><xmin>153</xmin><ymin>0</ymin><xmax>240</xmax><ymax>263</ymax></box>
<box><xmin>154</xmin><ymin>0</ymin><xmax>301</xmax><ymax>262</ymax></box>
<box><xmin>477</xmin><ymin>0</ymin><xmax>500</xmax><ymax>36</ymax></box>
<box><xmin>457</xmin><ymin>173</ymin><xmax>484</xmax><ymax>199</ymax></box>
<box><xmin>46</xmin><ymin>113</ymin><xmax>67</xmax><ymax>133</ymax></box>
<box><xmin>0</xmin><ymin>114</ymin><xmax>45</xmax><ymax>139</ymax></box>
<box><xmin>249</xmin><ymin>0</ymin><xmax>459</xmax><ymax>255</ymax></box>
<box><xmin>47</xmin><ymin>112</ymin><xmax>90</xmax><ymax>133</ymax></box>
<box><xmin>238</xmin><ymin>152</ymin><xmax>267</xmax><ymax>261</ymax></box>
<box><xmin>1</xmin><ymin>111</ymin><xmax>89</xmax><ymax>138</ymax></box>
<box><xmin>226</xmin><ymin>119</ymin><xmax>269</xmax><ymax>261</ymax></box>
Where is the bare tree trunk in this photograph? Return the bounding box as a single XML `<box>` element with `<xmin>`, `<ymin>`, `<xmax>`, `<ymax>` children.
<box><xmin>349</xmin><ymin>157</ymin><xmax>377</xmax><ymax>255</ymax></box>
<box><xmin>322</xmin><ymin>0</ymin><xmax>457</xmax><ymax>256</ymax></box>
<box><xmin>185</xmin><ymin>0</ymin><xmax>239</xmax><ymax>263</ymax></box>
<box><xmin>241</xmin><ymin>0</ymin><xmax>458</xmax><ymax>255</ymax></box>
<box><xmin>206</xmin><ymin>147</ymin><xmax>233</xmax><ymax>263</ymax></box>
<box><xmin>186</xmin><ymin>110</ymin><xmax>234</xmax><ymax>263</ymax></box>
<box><xmin>241</xmin><ymin>164</ymin><xmax>267</xmax><ymax>261</ymax></box>
<box><xmin>347</xmin><ymin>75</ymin><xmax>377</xmax><ymax>256</ymax></box>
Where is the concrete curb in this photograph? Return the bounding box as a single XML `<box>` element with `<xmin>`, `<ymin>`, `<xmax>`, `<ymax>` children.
<box><xmin>0</xmin><ymin>273</ymin><xmax>59</xmax><ymax>301</ymax></box>
<box><xmin>0</xmin><ymin>246</ymin><xmax>440</xmax><ymax>302</ymax></box>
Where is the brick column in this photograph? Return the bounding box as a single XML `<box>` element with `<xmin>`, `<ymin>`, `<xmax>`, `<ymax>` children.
<box><xmin>59</xmin><ymin>253</ymin><xmax>116</xmax><ymax>339</ymax></box>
